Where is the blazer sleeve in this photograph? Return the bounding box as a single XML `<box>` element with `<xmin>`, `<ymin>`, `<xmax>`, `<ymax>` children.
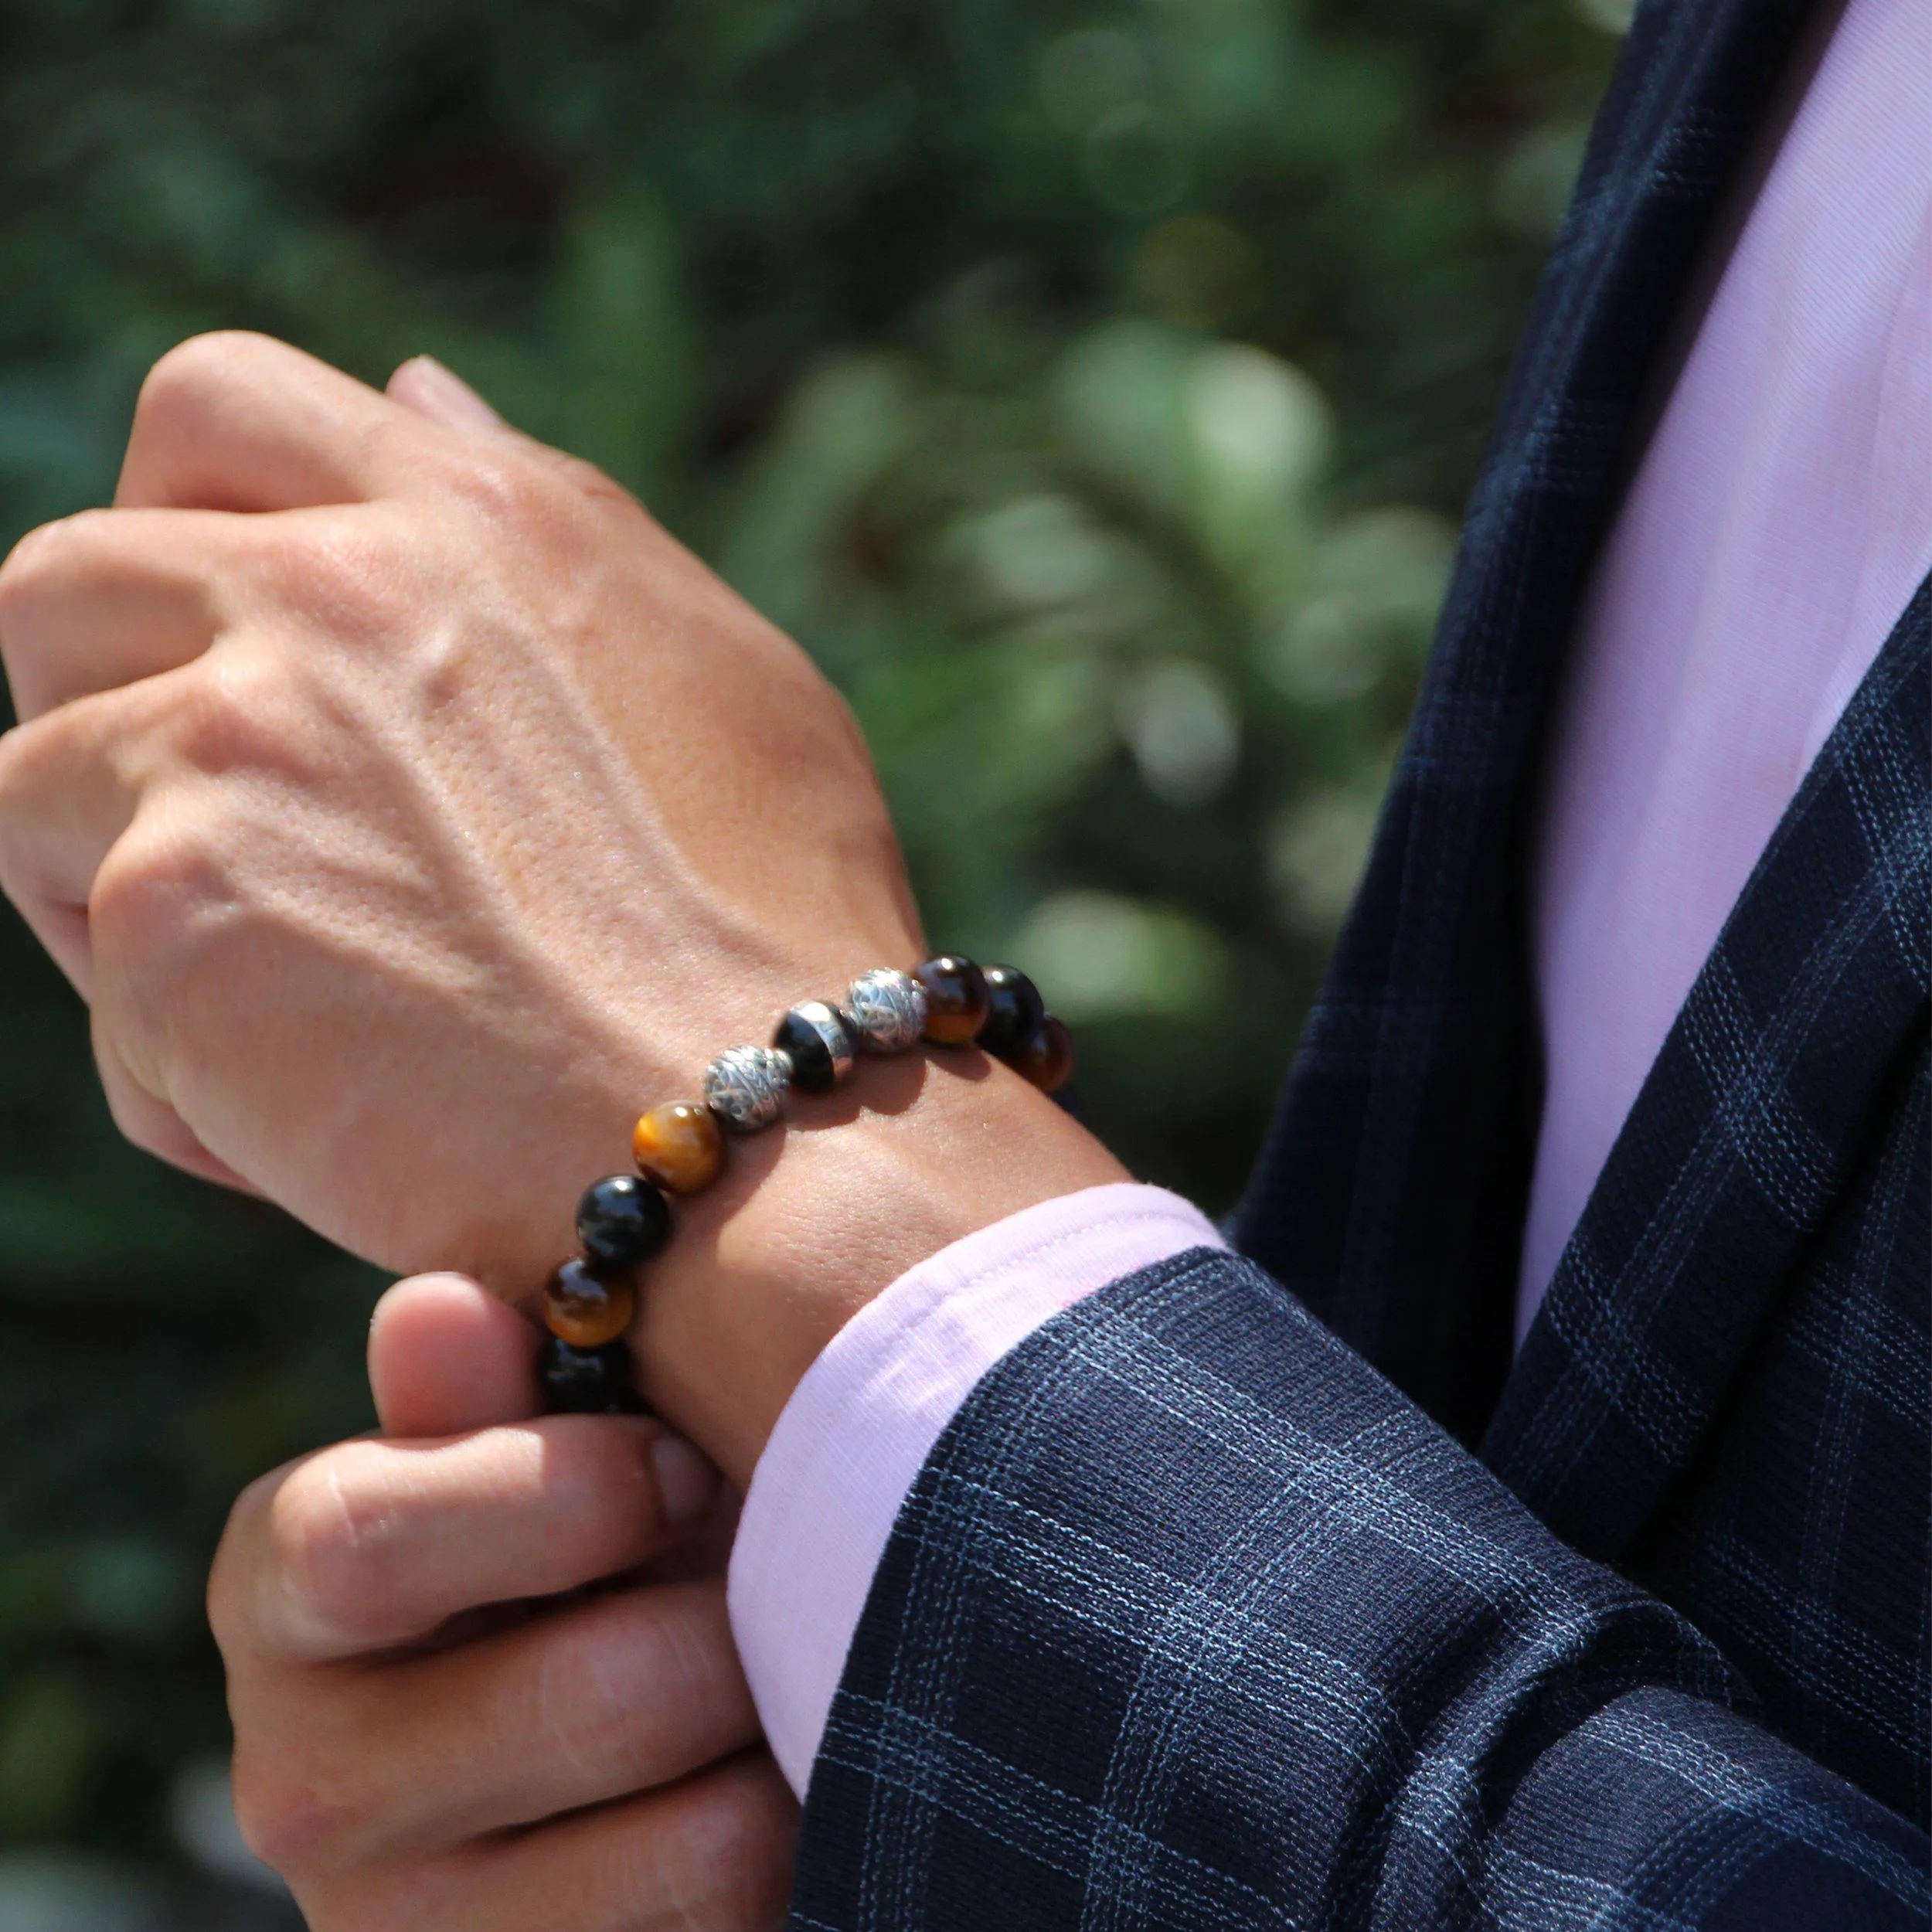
<box><xmin>788</xmin><ymin>1247</ymin><xmax>1930</xmax><ymax>1930</ymax></box>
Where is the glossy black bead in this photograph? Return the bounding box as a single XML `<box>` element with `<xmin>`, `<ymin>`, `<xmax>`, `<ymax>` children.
<box><xmin>537</xmin><ymin>1335</ymin><xmax>651</xmax><ymax>1415</ymax></box>
<box><xmin>575</xmin><ymin>1173</ymin><xmax>671</xmax><ymax>1270</ymax></box>
<box><xmin>772</xmin><ymin>1002</ymin><xmax>856</xmax><ymax>1093</ymax></box>
<box><xmin>976</xmin><ymin>964</ymin><xmax>1046</xmax><ymax>1059</ymax></box>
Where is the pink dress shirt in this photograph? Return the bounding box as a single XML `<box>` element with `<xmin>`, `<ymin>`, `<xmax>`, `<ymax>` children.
<box><xmin>1517</xmin><ymin>0</ymin><xmax>1932</xmax><ymax>1342</ymax></box>
<box><xmin>730</xmin><ymin>1183</ymin><xmax>1226</xmax><ymax>1796</ymax></box>
<box><xmin>730</xmin><ymin>0</ymin><xmax>1932</xmax><ymax>1799</ymax></box>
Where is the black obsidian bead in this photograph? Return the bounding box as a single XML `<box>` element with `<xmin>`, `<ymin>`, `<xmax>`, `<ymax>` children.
<box><xmin>976</xmin><ymin>964</ymin><xmax>1046</xmax><ymax>1059</ymax></box>
<box><xmin>913</xmin><ymin>955</ymin><xmax>990</xmax><ymax>1044</ymax></box>
<box><xmin>537</xmin><ymin>1335</ymin><xmax>650</xmax><ymax>1415</ymax></box>
<box><xmin>576</xmin><ymin>1173</ymin><xmax>671</xmax><ymax>1270</ymax></box>
<box><xmin>772</xmin><ymin>1001</ymin><xmax>856</xmax><ymax>1093</ymax></box>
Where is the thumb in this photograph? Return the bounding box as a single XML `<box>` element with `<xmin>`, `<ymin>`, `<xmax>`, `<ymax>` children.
<box><xmin>368</xmin><ymin>1271</ymin><xmax>542</xmax><ymax>1436</ymax></box>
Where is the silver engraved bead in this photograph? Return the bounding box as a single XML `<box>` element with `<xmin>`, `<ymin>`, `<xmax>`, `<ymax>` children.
<box><xmin>844</xmin><ymin>968</ymin><xmax>927</xmax><ymax>1053</ymax></box>
<box><xmin>703</xmin><ymin>1045</ymin><xmax>791</xmax><ymax>1133</ymax></box>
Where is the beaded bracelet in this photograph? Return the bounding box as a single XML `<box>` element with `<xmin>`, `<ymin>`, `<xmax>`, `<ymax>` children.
<box><xmin>535</xmin><ymin>956</ymin><xmax>1074</xmax><ymax>1416</ymax></box>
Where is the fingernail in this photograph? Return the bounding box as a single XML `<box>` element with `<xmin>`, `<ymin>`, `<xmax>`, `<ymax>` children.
<box><xmin>395</xmin><ymin>355</ymin><xmax>505</xmax><ymax>430</ymax></box>
<box><xmin>651</xmin><ymin>1434</ymin><xmax>720</xmax><ymax>1526</ymax></box>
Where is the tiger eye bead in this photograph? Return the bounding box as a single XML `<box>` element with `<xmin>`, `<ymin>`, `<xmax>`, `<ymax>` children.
<box><xmin>538</xmin><ymin>1335</ymin><xmax>648</xmax><ymax>1415</ymax></box>
<box><xmin>1009</xmin><ymin>1015</ymin><xmax>1076</xmax><ymax>1094</ymax></box>
<box><xmin>542</xmin><ymin>1257</ymin><xmax>638</xmax><ymax>1349</ymax></box>
<box><xmin>632</xmin><ymin>1102</ymin><xmax>725</xmax><ymax>1195</ymax></box>
<box><xmin>913</xmin><ymin>955</ymin><xmax>990</xmax><ymax>1045</ymax></box>
<box><xmin>976</xmin><ymin>964</ymin><xmax>1046</xmax><ymax>1059</ymax></box>
<box><xmin>576</xmin><ymin>1174</ymin><xmax>671</xmax><ymax>1269</ymax></box>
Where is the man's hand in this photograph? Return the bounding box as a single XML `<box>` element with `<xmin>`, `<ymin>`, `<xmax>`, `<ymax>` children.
<box><xmin>0</xmin><ymin>330</ymin><xmax>921</xmax><ymax>1277</ymax></box>
<box><xmin>209</xmin><ymin>1273</ymin><xmax>797</xmax><ymax>1930</ymax></box>
<box><xmin>0</xmin><ymin>337</ymin><xmax>1124</xmax><ymax>1481</ymax></box>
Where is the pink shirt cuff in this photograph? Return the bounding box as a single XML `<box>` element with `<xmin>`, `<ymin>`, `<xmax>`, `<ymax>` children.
<box><xmin>726</xmin><ymin>1180</ymin><xmax>1228</xmax><ymax>1797</ymax></box>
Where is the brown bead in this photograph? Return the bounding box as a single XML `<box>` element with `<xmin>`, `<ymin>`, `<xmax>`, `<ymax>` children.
<box><xmin>632</xmin><ymin>1102</ymin><xmax>725</xmax><ymax>1195</ymax></box>
<box><xmin>542</xmin><ymin>1258</ymin><xmax>637</xmax><ymax>1349</ymax></box>
<box><xmin>913</xmin><ymin>955</ymin><xmax>989</xmax><ymax>1044</ymax></box>
<box><xmin>1010</xmin><ymin>1015</ymin><xmax>1075</xmax><ymax>1094</ymax></box>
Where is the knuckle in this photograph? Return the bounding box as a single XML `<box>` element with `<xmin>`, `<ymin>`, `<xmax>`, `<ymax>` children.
<box><xmin>87</xmin><ymin>798</ymin><xmax>221</xmax><ymax>971</ymax></box>
<box><xmin>534</xmin><ymin>1638</ymin><xmax>638</xmax><ymax>1779</ymax></box>
<box><xmin>531</xmin><ymin>1598</ymin><xmax>733</xmax><ymax>1789</ymax></box>
<box><xmin>135</xmin><ymin>330</ymin><xmax>277</xmax><ymax>437</ymax></box>
<box><xmin>171</xmin><ymin>644</ymin><xmax>305</xmax><ymax>777</ymax></box>
<box><xmin>665</xmin><ymin>1762</ymin><xmax>798</xmax><ymax>1927</ymax></box>
<box><xmin>230</xmin><ymin>1740</ymin><xmax>371</xmax><ymax>1883</ymax></box>
<box><xmin>260</xmin><ymin>1457</ymin><xmax>389</xmax><ymax>1648</ymax></box>
<box><xmin>0</xmin><ymin>513</ymin><xmax>94</xmax><ymax>632</ymax></box>
<box><xmin>228</xmin><ymin>1749</ymin><xmax>307</xmax><ymax>1872</ymax></box>
<box><xmin>204</xmin><ymin>1468</ymin><xmax>281</xmax><ymax>1659</ymax></box>
<box><xmin>95</xmin><ymin>1073</ymin><xmax>177</xmax><ymax>1167</ymax></box>
<box><xmin>716</xmin><ymin>1760</ymin><xmax>798</xmax><ymax>1855</ymax></box>
<box><xmin>0</xmin><ymin>719</ymin><xmax>36</xmax><ymax>822</ymax></box>
<box><xmin>444</xmin><ymin>444</ymin><xmax>570</xmax><ymax>531</ymax></box>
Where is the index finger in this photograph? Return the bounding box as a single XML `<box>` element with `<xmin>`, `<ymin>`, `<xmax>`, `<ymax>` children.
<box><xmin>116</xmin><ymin>332</ymin><xmax>438</xmax><ymax>514</ymax></box>
<box><xmin>209</xmin><ymin>1416</ymin><xmax>721</xmax><ymax>1666</ymax></box>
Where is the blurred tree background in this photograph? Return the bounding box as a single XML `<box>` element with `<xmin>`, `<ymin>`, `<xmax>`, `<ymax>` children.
<box><xmin>0</xmin><ymin>0</ymin><xmax>1624</xmax><ymax>1918</ymax></box>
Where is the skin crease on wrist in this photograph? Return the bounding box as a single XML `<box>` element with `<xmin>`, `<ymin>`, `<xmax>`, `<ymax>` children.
<box><xmin>0</xmin><ymin>338</ymin><xmax>1129</xmax><ymax>1494</ymax></box>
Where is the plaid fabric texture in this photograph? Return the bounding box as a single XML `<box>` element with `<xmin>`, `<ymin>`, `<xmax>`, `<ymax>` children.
<box><xmin>788</xmin><ymin>601</ymin><xmax>1928</xmax><ymax>1932</ymax></box>
<box><xmin>1488</xmin><ymin>590</ymin><xmax>1930</xmax><ymax>1821</ymax></box>
<box><xmin>788</xmin><ymin>0</ymin><xmax>1932</xmax><ymax>1921</ymax></box>
<box><xmin>796</xmin><ymin>1251</ymin><xmax>1926</xmax><ymax>1929</ymax></box>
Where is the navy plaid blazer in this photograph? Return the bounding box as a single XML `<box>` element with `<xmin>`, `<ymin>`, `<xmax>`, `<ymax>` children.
<box><xmin>789</xmin><ymin>0</ymin><xmax>1931</xmax><ymax>1923</ymax></box>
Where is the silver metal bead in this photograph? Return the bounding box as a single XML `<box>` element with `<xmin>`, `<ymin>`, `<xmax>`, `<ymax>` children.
<box><xmin>844</xmin><ymin>968</ymin><xmax>927</xmax><ymax>1053</ymax></box>
<box><xmin>703</xmin><ymin>1046</ymin><xmax>791</xmax><ymax>1133</ymax></box>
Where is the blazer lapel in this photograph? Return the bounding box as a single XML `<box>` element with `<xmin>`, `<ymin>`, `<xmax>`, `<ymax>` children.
<box><xmin>1485</xmin><ymin>584</ymin><xmax>1931</xmax><ymax>1561</ymax></box>
<box><xmin>1232</xmin><ymin>0</ymin><xmax>1820</xmax><ymax>1447</ymax></box>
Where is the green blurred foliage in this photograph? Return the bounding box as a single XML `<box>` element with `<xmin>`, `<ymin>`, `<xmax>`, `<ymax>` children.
<box><xmin>0</xmin><ymin>0</ymin><xmax>1619</xmax><ymax>1878</ymax></box>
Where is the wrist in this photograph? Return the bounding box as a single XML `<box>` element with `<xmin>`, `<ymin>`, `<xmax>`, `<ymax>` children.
<box><xmin>631</xmin><ymin>1049</ymin><xmax>1128</xmax><ymax>1489</ymax></box>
